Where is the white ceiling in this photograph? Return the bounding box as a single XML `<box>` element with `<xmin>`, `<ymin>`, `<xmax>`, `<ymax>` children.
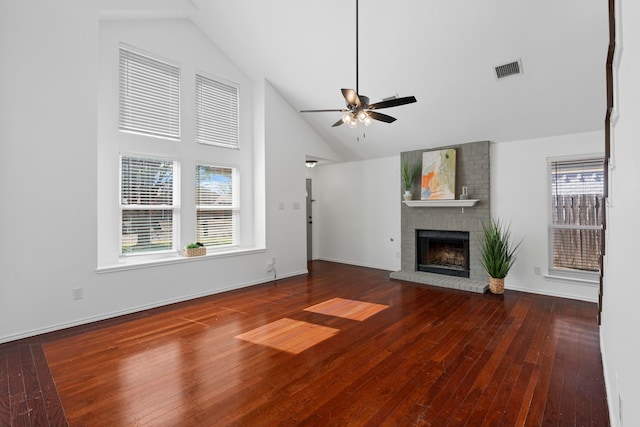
<box><xmin>102</xmin><ymin>0</ymin><xmax>609</xmax><ymax>161</ymax></box>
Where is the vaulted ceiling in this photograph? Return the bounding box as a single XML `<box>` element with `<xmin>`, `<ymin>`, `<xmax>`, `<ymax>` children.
<box><xmin>102</xmin><ymin>0</ymin><xmax>609</xmax><ymax>161</ymax></box>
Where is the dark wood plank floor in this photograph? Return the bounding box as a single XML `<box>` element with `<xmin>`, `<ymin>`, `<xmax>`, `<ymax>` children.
<box><xmin>0</xmin><ymin>261</ymin><xmax>609</xmax><ymax>426</ymax></box>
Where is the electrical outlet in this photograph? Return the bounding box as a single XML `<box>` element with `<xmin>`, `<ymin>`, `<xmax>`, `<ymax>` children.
<box><xmin>267</xmin><ymin>262</ymin><xmax>274</xmax><ymax>272</ymax></box>
<box><xmin>534</xmin><ymin>266</ymin><xmax>541</xmax><ymax>275</ymax></box>
<box><xmin>73</xmin><ymin>288</ymin><xmax>83</xmax><ymax>300</ymax></box>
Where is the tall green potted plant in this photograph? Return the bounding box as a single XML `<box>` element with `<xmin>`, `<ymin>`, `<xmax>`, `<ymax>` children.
<box><xmin>401</xmin><ymin>160</ymin><xmax>421</xmax><ymax>201</ymax></box>
<box><xmin>479</xmin><ymin>218</ymin><xmax>523</xmax><ymax>294</ymax></box>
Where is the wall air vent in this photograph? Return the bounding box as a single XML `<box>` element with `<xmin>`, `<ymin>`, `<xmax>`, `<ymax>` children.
<box><xmin>494</xmin><ymin>59</ymin><xmax>523</xmax><ymax>79</ymax></box>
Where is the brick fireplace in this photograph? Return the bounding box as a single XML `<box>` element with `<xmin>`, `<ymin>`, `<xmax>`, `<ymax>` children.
<box><xmin>390</xmin><ymin>141</ymin><xmax>491</xmax><ymax>292</ymax></box>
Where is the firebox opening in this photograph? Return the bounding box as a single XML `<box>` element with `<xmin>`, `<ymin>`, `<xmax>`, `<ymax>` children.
<box><xmin>416</xmin><ymin>230</ymin><xmax>470</xmax><ymax>278</ymax></box>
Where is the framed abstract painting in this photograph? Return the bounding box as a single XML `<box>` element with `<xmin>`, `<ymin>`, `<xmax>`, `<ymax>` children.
<box><xmin>421</xmin><ymin>149</ymin><xmax>456</xmax><ymax>200</ymax></box>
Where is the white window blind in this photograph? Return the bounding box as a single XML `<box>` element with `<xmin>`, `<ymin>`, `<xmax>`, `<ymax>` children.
<box><xmin>119</xmin><ymin>47</ymin><xmax>180</xmax><ymax>140</ymax></box>
<box><xmin>121</xmin><ymin>156</ymin><xmax>178</xmax><ymax>255</ymax></box>
<box><xmin>196</xmin><ymin>74</ymin><xmax>239</xmax><ymax>149</ymax></box>
<box><xmin>549</xmin><ymin>158</ymin><xmax>604</xmax><ymax>273</ymax></box>
<box><xmin>196</xmin><ymin>165</ymin><xmax>237</xmax><ymax>247</ymax></box>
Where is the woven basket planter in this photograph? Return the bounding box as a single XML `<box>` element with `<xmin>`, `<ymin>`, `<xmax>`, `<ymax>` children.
<box><xmin>489</xmin><ymin>277</ymin><xmax>505</xmax><ymax>294</ymax></box>
<box><xmin>183</xmin><ymin>247</ymin><xmax>206</xmax><ymax>257</ymax></box>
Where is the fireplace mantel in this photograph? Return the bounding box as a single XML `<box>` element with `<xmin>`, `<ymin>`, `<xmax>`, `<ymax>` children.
<box><xmin>402</xmin><ymin>199</ymin><xmax>479</xmax><ymax>208</ymax></box>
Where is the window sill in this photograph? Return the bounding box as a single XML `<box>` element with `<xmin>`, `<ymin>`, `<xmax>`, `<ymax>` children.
<box><xmin>96</xmin><ymin>247</ymin><xmax>266</xmax><ymax>274</ymax></box>
<box><xmin>543</xmin><ymin>273</ymin><xmax>599</xmax><ymax>286</ymax></box>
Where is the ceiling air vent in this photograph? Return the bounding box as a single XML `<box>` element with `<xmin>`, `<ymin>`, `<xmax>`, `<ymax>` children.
<box><xmin>494</xmin><ymin>59</ymin><xmax>523</xmax><ymax>79</ymax></box>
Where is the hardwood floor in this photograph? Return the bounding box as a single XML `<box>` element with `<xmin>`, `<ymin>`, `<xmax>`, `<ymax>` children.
<box><xmin>0</xmin><ymin>261</ymin><xmax>609</xmax><ymax>426</ymax></box>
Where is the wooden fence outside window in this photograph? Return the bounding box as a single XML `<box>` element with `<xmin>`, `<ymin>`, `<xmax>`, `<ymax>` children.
<box><xmin>551</xmin><ymin>193</ymin><xmax>603</xmax><ymax>272</ymax></box>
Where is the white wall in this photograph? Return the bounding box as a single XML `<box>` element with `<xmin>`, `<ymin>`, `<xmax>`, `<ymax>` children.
<box><xmin>0</xmin><ymin>0</ymin><xmax>100</xmax><ymax>341</ymax></box>
<box><xmin>314</xmin><ymin>156</ymin><xmax>402</xmax><ymax>271</ymax></box>
<box><xmin>601</xmin><ymin>1</ymin><xmax>640</xmax><ymax>426</ymax></box>
<box><xmin>0</xmin><ymin>1</ymin><xmax>338</xmax><ymax>343</ymax></box>
<box><xmin>264</xmin><ymin>81</ymin><xmax>342</xmax><ymax>272</ymax></box>
<box><xmin>491</xmin><ymin>131</ymin><xmax>603</xmax><ymax>302</ymax></box>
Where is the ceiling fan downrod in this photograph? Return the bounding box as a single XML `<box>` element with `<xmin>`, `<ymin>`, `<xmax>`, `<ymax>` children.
<box><xmin>299</xmin><ymin>0</ymin><xmax>417</xmax><ymax>128</ymax></box>
<box><xmin>356</xmin><ymin>0</ymin><xmax>359</xmax><ymax>96</ymax></box>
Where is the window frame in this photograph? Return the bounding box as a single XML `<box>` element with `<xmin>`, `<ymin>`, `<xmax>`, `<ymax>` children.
<box><xmin>195</xmin><ymin>164</ymin><xmax>239</xmax><ymax>250</ymax></box>
<box><xmin>119</xmin><ymin>154</ymin><xmax>181</xmax><ymax>258</ymax></box>
<box><xmin>118</xmin><ymin>45</ymin><xmax>181</xmax><ymax>141</ymax></box>
<box><xmin>547</xmin><ymin>154</ymin><xmax>604</xmax><ymax>282</ymax></box>
<box><xmin>195</xmin><ymin>72</ymin><xmax>240</xmax><ymax>149</ymax></box>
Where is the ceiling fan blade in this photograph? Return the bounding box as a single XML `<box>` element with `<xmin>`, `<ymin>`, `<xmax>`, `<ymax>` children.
<box><xmin>331</xmin><ymin>118</ymin><xmax>344</xmax><ymax>127</ymax></box>
<box><xmin>341</xmin><ymin>88</ymin><xmax>361</xmax><ymax>107</ymax></box>
<box><xmin>368</xmin><ymin>111</ymin><xmax>397</xmax><ymax>123</ymax></box>
<box><xmin>368</xmin><ymin>96</ymin><xmax>417</xmax><ymax>110</ymax></box>
<box><xmin>300</xmin><ymin>109</ymin><xmax>348</xmax><ymax>113</ymax></box>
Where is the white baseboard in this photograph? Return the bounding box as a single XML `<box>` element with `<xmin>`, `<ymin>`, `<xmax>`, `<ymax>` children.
<box><xmin>315</xmin><ymin>257</ymin><xmax>396</xmax><ymax>272</ymax></box>
<box><xmin>600</xmin><ymin>327</ymin><xmax>618</xmax><ymax>427</ymax></box>
<box><xmin>505</xmin><ymin>284</ymin><xmax>597</xmax><ymax>303</ymax></box>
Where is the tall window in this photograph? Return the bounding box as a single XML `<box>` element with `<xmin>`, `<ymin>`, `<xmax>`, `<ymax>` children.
<box><xmin>119</xmin><ymin>47</ymin><xmax>180</xmax><ymax>140</ymax></box>
<box><xmin>549</xmin><ymin>157</ymin><xmax>604</xmax><ymax>277</ymax></box>
<box><xmin>196</xmin><ymin>165</ymin><xmax>237</xmax><ymax>247</ymax></box>
<box><xmin>120</xmin><ymin>156</ymin><xmax>178</xmax><ymax>255</ymax></box>
<box><xmin>195</xmin><ymin>73</ymin><xmax>239</xmax><ymax>149</ymax></box>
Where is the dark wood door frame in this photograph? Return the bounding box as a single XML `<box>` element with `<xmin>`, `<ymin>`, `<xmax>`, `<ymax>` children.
<box><xmin>601</xmin><ymin>0</ymin><xmax>616</xmax><ymax>324</ymax></box>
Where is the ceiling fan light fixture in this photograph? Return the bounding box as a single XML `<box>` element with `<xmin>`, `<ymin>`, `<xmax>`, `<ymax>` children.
<box><xmin>342</xmin><ymin>112</ymin><xmax>358</xmax><ymax>128</ymax></box>
<box><xmin>357</xmin><ymin>110</ymin><xmax>368</xmax><ymax>122</ymax></box>
<box><xmin>363</xmin><ymin>115</ymin><xmax>373</xmax><ymax>126</ymax></box>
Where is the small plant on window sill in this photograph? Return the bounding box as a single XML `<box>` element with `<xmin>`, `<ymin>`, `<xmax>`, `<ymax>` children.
<box><xmin>182</xmin><ymin>242</ymin><xmax>206</xmax><ymax>257</ymax></box>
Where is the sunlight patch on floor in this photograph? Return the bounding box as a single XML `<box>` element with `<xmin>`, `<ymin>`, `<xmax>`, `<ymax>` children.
<box><xmin>304</xmin><ymin>298</ymin><xmax>389</xmax><ymax>321</ymax></box>
<box><xmin>235</xmin><ymin>318</ymin><xmax>339</xmax><ymax>354</ymax></box>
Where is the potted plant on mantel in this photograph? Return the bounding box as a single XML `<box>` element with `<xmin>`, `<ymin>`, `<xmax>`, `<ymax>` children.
<box><xmin>401</xmin><ymin>160</ymin><xmax>421</xmax><ymax>201</ymax></box>
<box><xmin>479</xmin><ymin>218</ymin><xmax>523</xmax><ymax>294</ymax></box>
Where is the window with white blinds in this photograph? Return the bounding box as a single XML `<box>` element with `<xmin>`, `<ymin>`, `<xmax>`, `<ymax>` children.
<box><xmin>120</xmin><ymin>156</ymin><xmax>178</xmax><ymax>255</ymax></box>
<box><xmin>119</xmin><ymin>47</ymin><xmax>180</xmax><ymax>140</ymax></box>
<box><xmin>196</xmin><ymin>74</ymin><xmax>239</xmax><ymax>149</ymax></box>
<box><xmin>196</xmin><ymin>165</ymin><xmax>237</xmax><ymax>247</ymax></box>
<box><xmin>549</xmin><ymin>157</ymin><xmax>604</xmax><ymax>276</ymax></box>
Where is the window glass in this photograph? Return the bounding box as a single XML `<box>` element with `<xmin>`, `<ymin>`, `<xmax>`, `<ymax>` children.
<box><xmin>549</xmin><ymin>158</ymin><xmax>604</xmax><ymax>274</ymax></box>
<box><xmin>121</xmin><ymin>156</ymin><xmax>177</xmax><ymax>255</ymax></box>
<box><xmin>196</xmin><ymin>74</ymin><xmax>239</xmax><ymax>149</ymax></box>
<box><xmin>196</xmin><ymin>165</ymin><xmax>237</xmax><ymax>247</ymax></box>
<box><xmin>119</xmin><ymin>47</ymin><xmax>180</xmax><ymax>140</ymax></box>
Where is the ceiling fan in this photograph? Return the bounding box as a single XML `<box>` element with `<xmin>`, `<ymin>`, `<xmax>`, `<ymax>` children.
<box><xmin>300</xmin><ymin>0</ymin><xmax>417</xmax><ymax>128</ymax></box>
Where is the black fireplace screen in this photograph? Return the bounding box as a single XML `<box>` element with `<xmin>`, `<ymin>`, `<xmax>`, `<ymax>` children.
<box><xmin>416</xmin><ymin>230</ymin><xmax>470</xmax><ymax>278</ymax></box>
